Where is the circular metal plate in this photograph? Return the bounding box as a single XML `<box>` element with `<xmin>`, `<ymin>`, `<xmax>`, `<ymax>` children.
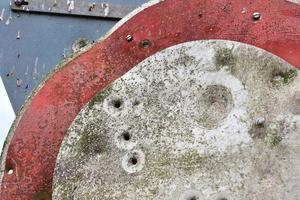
<box><xmin>1</xmin><ymin>0</ymin><xmax>300</xmax><ymax>199</ymax></box>
<box><xmin>53</xmin><ymin>40</ymin><xmax>300</xmax><ymax>200</ymax></box>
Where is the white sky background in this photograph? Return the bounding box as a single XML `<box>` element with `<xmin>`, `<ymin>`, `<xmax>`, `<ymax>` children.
<box><xmin>0</xmin><ymin>77</ymin><xmax>15</xmax><ymax>154</ymax></box>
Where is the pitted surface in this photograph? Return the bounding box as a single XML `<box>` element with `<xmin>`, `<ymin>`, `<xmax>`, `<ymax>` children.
<box><xmin>53</xmin><ymin>40</ymin><xmax>300</xmax><ymax>200</ymax></box>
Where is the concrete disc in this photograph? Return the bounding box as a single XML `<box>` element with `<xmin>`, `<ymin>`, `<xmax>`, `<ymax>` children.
<box><xmin>53</xmin><ymin>40</ymin><xmax>300</xmax><ymax>200</ymax></box>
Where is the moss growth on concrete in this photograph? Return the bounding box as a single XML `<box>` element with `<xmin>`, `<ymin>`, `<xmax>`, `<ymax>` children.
<box><xmin>283</xmin><ymin>69</ymin><xmax>297</xmax><ymax>84</ymax></box>
<box><xmin>32</xmin><ymin>191</ymin><xmax>51</xmax><ymax>200</ymax></box>
<box><xmin>270</xmin><ymin>135</ymin><xmax>283</xmax><ymax>147</ymax></box>
<box><xmin>78</xmin><ymin>131</ymin><xmax>107</xmax><ymax>155</ymax></box>
<box><xmin>271</xmin><ymin>68</ymin><xmax>297</xmax><ymax>85</ymax></box>
<box><xmin>88</xmin><ymin>85</ymin><xmax>112</xmax><ymax>109</ymax></box>
<box><xmin>214</xmin><ymin>48</ymin><xmax>236</xmax><ymax>68</ymax></box>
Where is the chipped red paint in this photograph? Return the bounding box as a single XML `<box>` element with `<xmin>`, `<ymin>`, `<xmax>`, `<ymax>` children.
<box><xmin>1</xmin><ymin>0</ymin><xmax>300</xmax><ymax>199</ymax></box>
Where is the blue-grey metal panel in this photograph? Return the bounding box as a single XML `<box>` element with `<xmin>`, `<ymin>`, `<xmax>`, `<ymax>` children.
<box><xmin>0</xmin><ymin>0</ymin><xmax>146</xmax><ymax>113</ymax></box>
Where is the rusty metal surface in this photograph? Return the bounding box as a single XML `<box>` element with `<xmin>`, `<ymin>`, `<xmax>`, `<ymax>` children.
<box><xmin>1</xmin><ymin>0</ymin><xmax>300</xmax><ymax>199</ymax></box>
<box><xmin>53</xmin><ymin>40</ymin><xmax>300</xmax><ymax>200</ymax></box>
<box><xmin>11</xmin><ymin>0</ymin><xmax>137</xmax><ymax>19</ymax></box>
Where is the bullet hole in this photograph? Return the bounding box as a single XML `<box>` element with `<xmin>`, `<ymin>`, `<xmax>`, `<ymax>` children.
<box><xmin>122</xmin><ymin>132</ymin><xmax>131</xmax><ymax>141</ymax></box>
<box><xmin>6</xmin><ymin>73</ymin><xmax>9</xmax><ymax>77</ymax></box>
<box><xmin>122</xmin><ymin>150</ymin><xmax>145</xmax><ymax>173</ymax></box>
<box><xmin>139</xmin><ymin>39</ymin><xmax>150</xmax><ymax>49</ymax></box>
<box><xmin>129</xmin><ymin>156</ymin><xmax>138</xmax><ymax>165</ymax></box>
<box><xmin>111</xmin><ymin>99</ymin><xmax>123</xmax><ymax>109</ymax></box>
<box><xmin>25</xmin><ymin>84</ymin><xmax>29</xmax><ymax>89</ymax></box>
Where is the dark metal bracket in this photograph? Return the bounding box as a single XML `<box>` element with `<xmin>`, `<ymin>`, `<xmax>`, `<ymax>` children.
<box><xmin>11</xmin><ymin>0</ymin><xmax>136</xmax><ymax>19</ymax></box>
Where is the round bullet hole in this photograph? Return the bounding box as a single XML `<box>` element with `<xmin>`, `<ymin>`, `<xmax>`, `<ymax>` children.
<box><xmin>103</xmin><ymin>96</ymin><xmax>127</xmax><ymax>115</ymax></box>
<box><xmin>139</xmin><ymin>39</ymin><xmax>150</xmax><ymax>48</ymax></box>
<box><xmin>115</xmin><ymin>130</ymin><xmax>137</xmax><ymax>150</ymax></box>
<box><xmin>122</xmin><ymin>132</ymin><xmax>131</xmax><ymax>141</ymax></box>
<box><xmin>129</xmin><ymin>156</ymin><xmax>138</xmax><ymax>165</ymax></box>
<box><xmin>188</xmin><ymin>196</ymin><xmax>198</xmax><ymax>200</ymax></box>
<box><xmin>111</xmin><ymin>99</ymin><xmax>123</xmax><ymax>109</ymax></box>
<box><xmin>122</xmin><ymin>150</ymin><xmax>145</xmax><ymax>173</ymax></box>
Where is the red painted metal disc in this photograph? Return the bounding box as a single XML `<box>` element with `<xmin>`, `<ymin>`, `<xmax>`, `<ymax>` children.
<box><xmin>0</xmin><ymin>0</ymin><xmax>299</xmax><ymax>199</ymax></box>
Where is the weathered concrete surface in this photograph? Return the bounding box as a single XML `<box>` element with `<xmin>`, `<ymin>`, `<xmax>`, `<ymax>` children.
<box><xmin>2</xmin><ymin>0</ymin><xmax>300</xmax><ymax>199</ymax></box>
<box><xmin>53</xmin><ymin>40</ymin><xmax>300</xmax><ymax>200</ymax></box>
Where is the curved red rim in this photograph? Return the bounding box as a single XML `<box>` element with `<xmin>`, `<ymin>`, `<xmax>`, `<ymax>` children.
<box><xmin>1</xmin><ymin>0</ymin><xmax>300</xmax><ymax>199</ymax></box>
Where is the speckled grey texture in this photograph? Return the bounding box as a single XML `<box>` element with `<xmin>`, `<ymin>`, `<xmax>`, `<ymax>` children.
<box><xmin>53</xmin><ymin>40</ymin><xmax>300</xmax><ymax>200</ymax></box>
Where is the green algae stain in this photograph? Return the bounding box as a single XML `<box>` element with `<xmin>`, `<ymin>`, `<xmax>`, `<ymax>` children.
<box><xmin>78</xmin><ymin>131</ymin><xmax>107</xmax><ymax>155</ymax></box>
<box><xmin>88</xmin><ymin>85</ymin><xmax>113</xmax><ymax>109</ymax></box>
<box><xmin>214</xmin><ymin>48</ymin><xmax>236</xmax><ymax>69</ymax></box>
<box><xmin>271</xmin><ymin>68</ymin><xmax>297</xmax><ymax>85</ymax></box>
<box><xmin>32</xmin><ymin>191</ymin><xmax>51</xmax><ymax>200</ymax></box>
